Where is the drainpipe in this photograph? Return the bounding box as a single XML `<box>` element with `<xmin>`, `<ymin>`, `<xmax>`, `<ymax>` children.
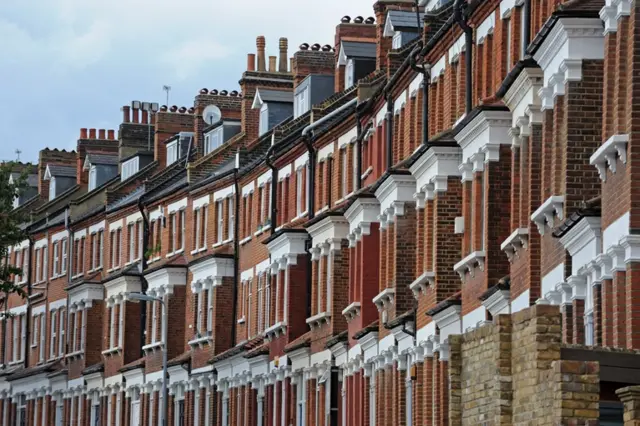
<box><xmin>65</xmin><ymin>209</ymin><xmax>73</xmax><ymax>356</ymax></box>
<box><xmin>523</xmin><ymin>0</ymin><xmax>531</xmax><ymax>53</ymax></box>
<box><xmin>231</xmin><ymin>154</ymin><xmax>241</xmax><ymax>347</ymax></box>
<box><xmin>137</xmin><ymin>197</ymin><xmax>149</xmax><ymax>359</ymax></box>
<box><xmin>410</xmin><ymin>45</ymin><xmax>431</xmax><ymax>145</ymax></box>
<box><xmin>454</xmin><ymin>0</ymin><xmax>473</xmax><ymax>114</ymax></box>
<box><xmin>385</xmin><ymin>93</ymin><xmax>394</xmax><ymax>170</ymax></box>
<box><xmin>265</xmin><ymin>134</ymin><xmax>279</xmax><ymax>235</ymax></box>
<box><xmin>23</xmin><ymin>229</ymin><xmax>35</xmax><ymax>369</ymax></box>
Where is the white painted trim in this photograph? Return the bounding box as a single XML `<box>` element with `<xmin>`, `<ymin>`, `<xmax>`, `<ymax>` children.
<box><xmin>51</xmin><ymin>230</ymin><xmax>69</xmax><ymax>243</ymax></box>
<box><xmin>34</xmin><ymin>238</ymin><xmax>48</xmax><ymax>250</ymax></box>
<box><xmin>257</xmin><ymin>170</ymin><xmax>272</xmax><ymax>187</ymax></box>
<box><xmin>126</xmin><ymin>212</ymin><xmax>142</xmax><ymax>225</ymax></box>
<box><xmin>294</xmin><ymin>152</ymin><xmax>309</xmax><ymax>170</ymax></box>
<box><xmin>338</xmin><ymin>127</ymin><xmax>358</xmax><ymax>149</ymax></box>
<box><xmin>241</xmin><ymin>183</ymin><xmax>255</xmax><ymax>197</ymax></box>
<box><xmin>167</xmin><ymin>198</ymin><xmax>188</xmax><ymax>214</ymax></box>
<box><xmin>213</xmin><ymin>186</ymin><xmax>235</xmax><ymax>201</ymax></box>
<box><xmin>49</xmin><ymin>299</ymin><xmax>67</xmax><ymax>311</ymax></box>
<box><xmin>278</xmin><ymin>164</ymin><xmax>292</xmax><ymax>181</ymax></box>
<box><xmin>109</xmin><ymin>219</ymin><xmax>124</xmax><ymax>231</ymax></box>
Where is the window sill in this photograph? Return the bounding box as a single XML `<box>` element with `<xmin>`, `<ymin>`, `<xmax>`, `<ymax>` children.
<box><xmin>101</xmin><ymin>347</ymin><xmax>122</xmax><ymax>357</ymax></box>
<box><xmin>142</xmin><ymin>341</ymin><xmax>164</xmax><ymax>353</ymax></box>
<box><xmin>240</xmin><ymin>236</ymin><xmax>252</xmax><ymax>246</ymax></box>
<box><xmin>306</xmin><ymin>312</ymin><xmax>331</xmax><ymax>329</ymax></box>
<box><xmin>190</xmin><ymin>247</ymin><xmax>208</xmax><ymax>255</ymax></box>
<box><xmin>341</xmin><ymin>302</ymin><xmax>361</xmax><ymax>321</ymax></box>
<box><xmin>88</xmin><ymin>267</ymin><xmax>102</xmax><ymax>274</ymax></box>
<box><xmin>65</xmin><ymin>350</ymin><xmax>84</xmax><ymax>361</ymax></box>
<box><xmin>361</xmin><ymin>166</ymin><xmax>373</xmax><ymax>180</ymax></box>
<box><xmin>8</xmin><ymin>360</ymin><xmax>23</xmax><ymax>366</ymax></box>
<box><xmin>30</xmin><ymin>344</ymin><xmax>37</xmax><ymax>349</ymax></box>
<box><xmin>166</xmin><ymin>249</ymin><xmax>184</xmax><ymax>258</ymax></box>
<box><xmin>237</xmin><ymin>317</ymin><xmax>246</xmax><ymax>324</ymax></box>
<box><xmin>263</xmin><ymin>321</ymin><xmax>287</xmax><ymax>341</ymax></box>
<box><xmin>188</xmin><ymin>334</ymin><xmax>213</xmax><ymax>349</ymax></box>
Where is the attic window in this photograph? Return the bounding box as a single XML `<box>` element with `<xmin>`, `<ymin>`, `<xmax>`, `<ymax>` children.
<box><xmin>49</xmin><ymin>177</ymin><xmax>56</xmax><ymax>201</ymax></box>
<box><xmin>204</xmin><ymin>127</ymin><xmax>224</xmax><ymax>154</ymax></box>
<box><xmin>345</xmin><ymin>59</ymin><xmax>355</xmax><ymax>90</ymax></box>
<box><xmin>392</xmin><ymin>32</ymin><xmax>403</xmax><ymax>49</ymax></box>
<box><xmin>167</xmin><ymin>141</ymin><xmax>178</xmax><ymax>165</ymax></box>
<box><xmin>88</xmin><ymin>166</ymin><xmax>98</xmax><ymax>191</ymax></box>
<box><xmin>259</xmin><ymin>104</ymin><xmax>269</xmax><ymax>136</ymax></box>
<box><xmin>295</xmin><ymin>88</ymin><xmax>309</xmax><ymax>118</ymax></box>
<box><xmin>121</xmin><ymin>157</ymin><xmax>139</xmax><ymax>182</ymax></box>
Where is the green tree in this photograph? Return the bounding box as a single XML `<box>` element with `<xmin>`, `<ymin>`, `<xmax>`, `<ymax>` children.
<box><xmin>0</xmin><ymin>162</ymin><xmax>30</xmax><ymax>297</ymax></box>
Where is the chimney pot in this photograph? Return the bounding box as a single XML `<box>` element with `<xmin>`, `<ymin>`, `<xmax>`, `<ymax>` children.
<box><xmin>220</xmin><ymin>90</ymin><xmax>228</xmax><ymax>96</ymax></box>
<box><xmin>89</xmin><ymin>129</ymin><xmax>96</xmax><ymax>139</ymax></box>
<box><xmin>160</xmin><ymin>105</ymin><xmax>168</xmax><ymax>111</ymax></box>
<box><xmin>80</xmin><ymin>128</ymin><xmax>88</xmax><ymax>139</ymax></box>
<box><xmin>269</xmin><ymin>56</ymin><xmax>277</xmax><ymax>72</ymax></box>
<box><xmin>98</xmin><ymin>129</ymin><xmax>106</xmax><ymax>139</ymax></box>
<box><xmin>107</xmin><ymin>130</ymin><xmax>115</xmax><ymax>140</ymax></box>
<box><xmin>247</xmin><ymin>53</ymin><xmax>256</xmax><ymax>72</ymax></box>
<box><xmin>200</xmin><ymin>88</ymin><xmax>208</xmax><ymax>94</ymax></box>
<box><xmin>179</xmin><ymin>106</ymin><xmax>187</xmax><ymax>113</ymax></box>
<box><xmin>279</xmin><ymin>37</ymin><xmax>289</xmax><ymax>72</ymax></box>
<box><xmin>122</xmin><ymin>106</ymin><xmax>130</xmax><ymax>123</ymax></box>
<box><xmin>141</xmin><ymin>110</ymin><xmax>149</xmax><ymax>124</ymax></box>
<box><xmin>210</xmin><ymin>89</ymin><xmax>219</xmax><ymax>95</ymax></box>
<box><xmin>132</xmin><ymin>106</ymin><xmax>139</xmax><ymax>123</ymax></box>
<box><xmin>256</xmin><ymin>36</ymin><xmax>266</xmax><ymax>72</ymax></box>
<box><xmin>170</xmin><ymin>105</ymin><xmax>178</xmax><ymax>112</ymax></box>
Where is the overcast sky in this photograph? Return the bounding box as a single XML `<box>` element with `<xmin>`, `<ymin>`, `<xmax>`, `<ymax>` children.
<box><xmin>0</xmin><ymin>0</ymin><xmax>376</xmax><ymax>163</ymax></box>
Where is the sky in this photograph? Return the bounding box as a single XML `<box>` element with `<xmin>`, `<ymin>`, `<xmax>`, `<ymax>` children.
<box><xmin>0</xmin><ymin>0</ymin><xmax>376</xmax><ymax>164</ymax></box>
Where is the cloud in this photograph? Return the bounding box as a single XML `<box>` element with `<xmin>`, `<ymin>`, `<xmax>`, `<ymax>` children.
<box><xmin>0</xmin><ymin>0</ymin><xmax>376</xmax><ymax>162</ymax></box>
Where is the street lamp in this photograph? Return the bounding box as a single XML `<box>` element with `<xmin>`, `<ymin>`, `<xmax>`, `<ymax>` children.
<box><xmin>127</xmin><ymin>292</ymin><xmax>168</xmax><ymax>426</ymax></box>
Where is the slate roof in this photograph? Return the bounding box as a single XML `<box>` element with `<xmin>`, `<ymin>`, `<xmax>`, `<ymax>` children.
<box><xmin>256</xmin><ymin>88</ymin><xmax>294</xmax><ymax>104</ymax></box>
<box><xmin>86</xmin><ymin>153</ymin><xmax>119</xmax><ymax>166</ymax></box>
<box><xmin>26</xmin><ymin>175</ymin><xmax>38</xmax><ymax>187</ymax></box>
<box><xmin>47</xmin><ymin>165</ymin><xmax>76</xmax><ymax>178</ymax></box>
<box><xmin>341</xmin><ymin>41</ymin><xmax>377</xmax><ymax>59</ymax></box>
<box><xmin>387</xmin><ymin>10</ymin><xmax>425</xmax><ymax>30</ymax></box>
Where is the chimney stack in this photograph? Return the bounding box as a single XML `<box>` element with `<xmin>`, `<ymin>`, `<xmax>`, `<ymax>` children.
<box><xmin>98</xmin><ymin>129</ymin><xmax>106</xmax><ymax>139</ymax></box>
<box><xmin>257</xmin><ymin>36</ymin><xmax>266</xmax><ymax>72</ymax></box>
<box><xmin>89</xmin><ymin>129</ymin><xmax>96</xmax><ymax>139</ymax></box>
<box><xmin>247</xmin><ymin>53</ymin><xmax>256</xmax><ymax>71</ymax></box>
<box><xmin>80</xmin><ymin>128</ymin><xmax>88</xmax><ymax>139</ymax></box>
<box><xmin>269</xmin><ymin>56</ymin><xmax>277</xmax><ymax>72</ymax></box>
<box><xmin>122</xmin><ymin>106</ymin><xmax>130</xmax><ymax>123</ymax></box>
<box><xmin>279</xmin><ymin>38</ymin><xmax>289</xmax><ymax>72</ymax></box>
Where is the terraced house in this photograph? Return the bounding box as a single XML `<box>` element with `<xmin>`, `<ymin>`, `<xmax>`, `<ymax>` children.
<box><xmin>5</xmin><ymin>0</ymin><xmax>640</xmax><ymax>424</ymax></box>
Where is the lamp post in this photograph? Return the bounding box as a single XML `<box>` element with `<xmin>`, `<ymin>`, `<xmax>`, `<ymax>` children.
<box><xmin>127</xmin><ymin>292</ymin><xmax>168</xmax><ymax>426</ymax></box>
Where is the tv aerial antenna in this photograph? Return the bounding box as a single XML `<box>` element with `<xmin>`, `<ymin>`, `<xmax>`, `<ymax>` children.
<box><xmin>15</xmin><ymin>149</ymin><xmax>22</xmax><ymax>161</ymax></box>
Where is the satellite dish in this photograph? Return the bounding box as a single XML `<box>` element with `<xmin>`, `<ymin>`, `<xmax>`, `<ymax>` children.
<box><xmin>202</xmin><ymin>105</ymin><xmax>222</xmax><ymax>125</ymax></box>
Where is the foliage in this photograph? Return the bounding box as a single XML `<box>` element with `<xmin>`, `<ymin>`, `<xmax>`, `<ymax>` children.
<box><xmin>0</xmin><ymin>162</ymin><xmax>30</xmax><ymax>298</ymax></box>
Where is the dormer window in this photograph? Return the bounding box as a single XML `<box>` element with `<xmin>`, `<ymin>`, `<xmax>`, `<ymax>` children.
<box><xmin>345</xmin><ymin>59</ymin><xmax>355</xmax><ymax>90</ymax></box>
<box><xmin>295</xmin><ymin>88</ymin><xmax>308</xmax><ymax>118</ymax></box>
<box><xmin>253</xmin><ymin>88</ymin><xmax>293</xmax><ymax>136</ymax></box>
<box><xmin>121</xmin><ymin>157</ymin><xmax>139</xmax><ymax>181</ymax></box>
<box><xmin>88</xmin><ymin>166</ymin><xmax>98</xmax><ymax>191</ymax></box>
<box><xmin>384</xmin><ymin>10</ymin><xmax>424</xmax><ymax>50</ymax></box>
<box><xmin>43</xmin><ymin>164</ymin><xmax>76</xmax><ymax>201</ymax></box>
<box><xmin>166</xmin><ymin>132</ymin><xmax>194</xmax><ymax>165</ymax></box>
<box><xmin>167</xmin><ymin>141</ymin><xmax>178</xmax><ymax>165</ymax></box>
<box><xmin>203</xmin><ymin>120</ymin><xmax>241</xmax><ymax>155</ymax></box>
<box><xmin>83</xmin><ymin>153</ymin><xmax>118</xmax><ymax>191</ymax></box>
<box><xmin>337</xmin><ymin>41</ymin><xmax>377</xmax><ymax>90</ymax></box>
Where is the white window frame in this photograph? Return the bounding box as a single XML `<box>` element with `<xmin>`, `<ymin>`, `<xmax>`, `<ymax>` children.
<box><xmin>35</xmin><ymin>248</ymin><xmax>41</xmax><ymax>283</ymax></box>
<box><xmin>167</xmin><ymin>141</ymin><xmax>178</xmax><ymax>165</ymax></box>
<box><xmin>43</xmin><ymin>245</ymin><xmax>48</xmax><ymax>281</ymax></box>
<box><xmin>207</xmin><ymin>286</ymin><xmax>214</xmax><ymax>333</ymax></box>
<box><xmin>341</xmin><ymin>147</ymin><xmax>349</xmax><ymax>198</ymax></box>
<box><xmin>118</xmin><ymin>302</ymin><xmax>124</xmax><ymax>348</ymax></box>
<box><xmin>295</xmin><ymin>88</ymin><xmax>309</xmax><ymax>118</ymax></box>
<box><xmin>205</xmin><ymin>127</ymin><xmax>224</xmax><ymax>154</ymax></box>
<box><xmin>197</xmin><ymin>291</ymin><xmax>204</xmax><ymax>335</ymax></box>
<box><xmin>151</xmin><ymin>300</ymin><xmax>158</xmax><ymax>344</ymax></box>
<box><xmin>121</xmin><ymin>157</ymin><xmax>140</xmax><ymax>181</ymax></box>
<box><xmin>60</xmin><ymin>238</ymin><xmax>69</xmax><ymax>275</ymax></box>
<box><xmin>12</xmin><ymin>316</ymin><xmax>19</xmax><ymax>361</ymax></box>
<box><xmin>38</xmin><ymin>314</ymin><xmax>45</xmax><ymax>362</ymax></box>
<box><xmin>259</xmin><ymin>104</ymin><xmax>269</xmax><ymax>136</ymax></box>
<box><xmin>228</xmin><ymin>197</ymin><xmax>234</xmax><ymax>240</ymax></box>
<box><xmin>180</xmin><ymin>210</ymin><xmax>186</xmax><ymax>251</ymax></box>
<box><xmin>217</xmin><ymin>201</ymin><xmax>224</xmax><ymax>243</ymax></box>
<box><xmin>128</xmin><ymin>223</ymin><xmax>135</xmax><ymax>263</ymax></box>
<box><xmin>194</xmin><ymin>208</ymin><xmax>202</xmax><ymax>250</ymax></box>
<box><xmin>59</xmin><ymin>309</ymin><xmax>65</xmax><ymax>357</ymax></box>
<box><xmin>50</xmin><ymin>310</ymin><xmax>57</xmax><ymax>359</ymax></box>
<box><xmin>257</xmin><ymin>274</ymin><xmax>264</xmax><ymax>333</ymax></box>
<box><xmin>109</xmin><ymin>305</ymin><xmax>116</xmax><ymax>348</ymax></box>
<box><xmin>53</xmin><ymin>242</ymin><xmax>59</xmax><ymax>277</ymax></box>
<box><xmin>296</xmin><ymin>168</ymin><xmax>304</xmax><ymax>216</ymax></box>
<box><xmin>392</xmin><ymin>31</ymin><xmax>403</xmax><ymax>49</ymax></box>
<box><xmin>20</xmin><ymin>313</ymin><xmax>26</xmax><ymax>360</ymax></box>
<box><xmin>345</xmin><ymin>59</ymin><xmax>355</xmax><ymax>89</ymax></box>
<box><xmin>32</xmin><ymin>314</ymin><xmax>39</xmax><ymax>347</ymax></box>
<box><xmin>89</xmin><ymin>166</ymin><xmax>98</xmax><ymax>191</ymax></box>
<box><xmin>137</xmin><ymin>221</ymin><xmax>143</xmax><ymax>261</ymax></box>
<box><xmin>49</xmin><ymin>177</ymin><xmax>57</xmax><ymax>201</ymax></box>
<box><xmin>265</xmin><ymin>273</ymin><xmax>271</xmax><ymax>329</ymax></box>
<box><xmin>505</xmin><ymin>17</ymin><xmax>512</xmax><ymax>74</ymax></box>
<box><xmin>91</xmin><ymin>233</ymin><xmax>98</xmax><ymax>270</ymax></box>
<box><xmin>97</xmin><ymin>232</ymin><xmax>103</xmax><ymax>269</ymax></box>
